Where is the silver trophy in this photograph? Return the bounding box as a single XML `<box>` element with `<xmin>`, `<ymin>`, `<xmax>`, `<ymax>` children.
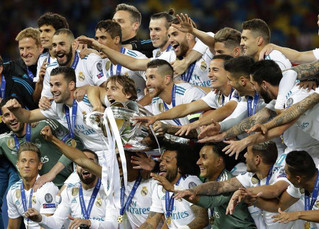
<box><xmin>84</xmin><ymin>101</ymin><xmax>156</xmax><ymax>152</ymax></box>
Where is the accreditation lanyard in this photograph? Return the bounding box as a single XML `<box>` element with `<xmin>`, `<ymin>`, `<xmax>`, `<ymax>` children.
<box><xmin>258</xmin><ymin>166</ymin><xmax>273</xmax><ymax>186</ymax></box>
<box><xmin>305</xmin><ymin>170</ymin><xmax>319</xmax><ymax>211</ymax></box>
<box><xmin>63</xmin><ymin>100</ymin><xmax>78</xmax><ymax>140</ymax></box>
<box><xmin>21</xmin><ymin>182</ymin><xmax>34</xmax><ymax>218</ymax></box>
<box><xmin>181</xmin><ymin>62</ymin><xmax>196</xmax><ymax>82</ymax></box>
<box><xmin>165</xmin><ymin>176</ymin><xmax>182</xmax><ymax>220</ymax></box>
<box><xmin>221</xmin><ymin>88</ymin><xmax>234</xmax><ymax>106</ymax></box>
<box><xmin>71</xmin><ymin>52</ymin><xmax>80</xmax><ymax>70</ymax></box>
<box><xmin>26</xmin><ymin>67</ymin><xmax>34</xmax><ymax>80</ymax></box>
<box><xmin>79</xmin><ymin>178</ymin><xmax>101</xmax><ymax>219</ymax></box>
<box><xmin>247</xmin><ymin>92</ymin><xmax>259</xmax><ymax>117</ymax></box>
<box><xmin>1</xmin><ymin>74</ymin><xmax>6</xmax><ymax>99</ymax></box>
<box><xmin>163</xmin><ymin>84</ymin><xmax>181</xmax><ymax>126</ymax></box>
<box><xmin>13</xmin><ymin>124</ymin><xmax>31</xmax><ymax>150</ymax></box>
<box><xmin>110</xmin><ymin>47</ymin><xmax>125</xmax><ymax>76</ymax></box>
<box><xmin>119</xmin><ymin>175</ymin><xmax>142</xmax><ymax>216</ymax></box>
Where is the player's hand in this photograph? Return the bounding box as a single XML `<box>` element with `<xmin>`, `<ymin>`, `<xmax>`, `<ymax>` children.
<box><xmin>151</xmin><ymin>173</ymin><xmax>175</xmax><ymax>192</ymax></box>
<box><xmin>246</xmin><ymin>123</ymin><xmax>268</xmax><ymax>135</ymax></box>
<box><xmin>132</xmin><ymin>116</ymin><xmax>157</xmax><ymax>127</ymax></box>
<box><xmin>172</xmin><ymin>13</ymin><xmax>195</xmax><ymax>34</ymax></box>
<box><xmin>77</xmin><ymin>36</ymin><xmax>101</xmax><ymax>50</ymax></box>
<box><xmin>38</xmin><ymin>58</ymin><xmax>48</xmax><ymax>84</ymax></box>
<box><xmin>25</xmin><ymin>208</ymin><xmax>42</xmax><ymax>222</ymax></box>
<box><xmin>172</xmin><ymin>59</ymin><xmax>188</xmax><ymax>75</ymax></box>
<box><xmin>131</xmin><ymin>152</ymin><xmax>156</xmax><ymax>171</ymax></box>
<box><xmin>74</xmin><ymin>88</ymin><xmax>86</xmax><ymax>101</ymax></box>
<box><xmin>198</xmin><ymin>120</ymin><xmax>221</xmax><ymax>139</ymax></box>
<box><xmin>259</xmin><ymin>43</ymin><xmax>275</xmax><ymax>60</ymax></box>
<box><xmin>175</xmin><ymin>122</ymin><xmax>198</xmax><ymax>136</ymax></box>
<box><xmin>4</xmin><ymin>98</ymin><xmax>22</xmax><ymax>111</ymax></box>
<box><xmin>297</xmin><ymin>80</ymin><xmax>317</xmax><ymax>91</ymax></box>
<box><xmin>68</xmin><ymin>216</ymin><xmax>91</xmax><ymax>229</ymax></box>
<box><xmin>223</xmin><ymin>139</ymin><xmax>248</xmax><ymax>160</ymax></box>
<box><xmin>33</xmin><ymin>172</ymin><xmax>55</xmax><ymax>192</ymax></box>
<box><xmin>39</xmin><ymin>96</ymin><xmax>53</xmax><ymax>110</ymax></box>
<box><xmin>174</xmin><ymin>189</ymin><xmax>197</xmax><ymax>201</ymax></box>
<box><xmin>153</xmin><ymin>121</ymin><xmax>169</xmax><ymax>136</ymax></box>
<box><xmin>272</xmin><ymin>208</ymin><xmax>299</xmax><ymax>224</ymax></box>
<box><xmin>40</xmin><ymin>125</ymin><xmax>54</xmax><ymax>141</ymax></box>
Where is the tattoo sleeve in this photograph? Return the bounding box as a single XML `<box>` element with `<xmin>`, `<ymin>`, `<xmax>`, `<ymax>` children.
<box><xmin>266</xmin><ymin>93</ymin><xmax>319</xmax><ymax>129</ymax></box>
<box><xmin>139</xmin><ymin>211</ymin><xmax>162</xmax><ymax>229</ymax></box>
<box><xmin>224</xmin><ymin>107</ymin><xmax>275</xmax><ymax>138</ymax></box>
<box><xmin>193</xmin><ymin>177</ymin><xmax>243</xmax><ymax>196</ymax></box>
<box><xmin>291</xmin><ymin>60</ymin><xmax>319</xmax><ymax>79</ymax></box>
<box><xmin>187</xmin><ymin>205</ymin><xmax>208</xmax><ymax>229</ymax></box>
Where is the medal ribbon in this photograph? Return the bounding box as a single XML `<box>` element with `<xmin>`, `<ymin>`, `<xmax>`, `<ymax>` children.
<box><xmin>165</xmin><ymin>176</ymin><xmax>182</xmax><ymax>220</ymax></box>
<box><xmin>221</xmin><ymin>88</ymin><xmax>234</xmax><ymax>106</ymax></box>
<box><xmin>166</xmin><ymin>45</ymin><xmax>172</xmax><ymax>52</ymax></box>
<box><xmin>247</xmin><ymin>92</ymin><xmax>259</xmax><ymax>117</ymax></box>
<box><xmin>181</xmin><ymin>62</ymin><xmax>196</xmax><ymax>83</ymax></box>
<box><xmin>110</xmin><ymin>47</ymin><xmax>125</xmax><ymax>76</ymax></box>
<box><xmin>79</xmin><ymin>178</ymin><xmax>101</xmax><ymax>219</ymax></box>
<box><xmin>13</xmin><ymin>124</ymin><xmax>31</xmax><ymax>150</ymax></box>
<box><xmin>21</xmin><ymin>182</ymin><xmax>34</xmax><ymax>222</ymax></box>
<box><xmin>163</xmin><ymin>84</ymin><xmax>182</xmax><ymax>126</ymax></box>
<box><xmin>1</xmin><ymin>74</ymin><xmax>6</xmax><ymax>99</ymax></box>
<box><xmin>258</xmin><ymin>166</ymin><xmax>273</xmax><ymax>186</ymax></box>
<box><xmin>71</xmin><ymin>52</ymin><xmax>80</xmax><ymax>70</ymax></box>
<box><xmin>119</xmin><ymin>175</ymin><xmax>142</xmax><ymax>216</ymax></box>
<box><xmin>305</xmin><ymin>170</ymin><xmax>319</xmax><ymax>210</ymax></box>
<box><xmin>63</xmin><ymin>100</ymin><xmax>78</xmax><ymax>141</ymax></box>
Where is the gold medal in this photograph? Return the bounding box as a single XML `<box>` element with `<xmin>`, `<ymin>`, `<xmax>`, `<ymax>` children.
<box><xmin>70</xmin><ymin>139</ymin><xmax>77</xmax><ymax>148</ymax></box>
<box><xmin>117</xmin><ymin>215</ymin><xmax>123</xmax><ymax>224</ymax></box>
<box><xmin>304</xmin><ymin>221</ymin><xmax>310</xmax><ymax>229</ymax></box>
<box><xmin>167</xmin><ymin>216</ymin><xmax>171</xmax><ymax>225</ymax></box>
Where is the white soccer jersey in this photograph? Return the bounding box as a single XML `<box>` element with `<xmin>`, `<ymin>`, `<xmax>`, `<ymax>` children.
<box><xmin>284</xmin><ymin>86</ymin><xmax>319</xmax><ymax>163</ymax></box>
<box><xmin>39</xmin><ymin>181</ymin><xmax>107</xmax><ymax>229</ymax></box>
<box><xmin>34</xmin><ymin>52</ymin><xmax>57</xmax><ymax>83</ymax></box>
<box><xmin>313</xmin><ymin>48</ymin><xmax>319</xmax><ymax>60</ymax></box>
<box><xmin>40</xmin><ymin>95</ymin><xmax>108</xmax><ymax>161</ymax></box>
<box><xmin>41</xmin><ymin>52</ymin><xmax>107</xmax><ymax>98</ymax></box>
<box><xmin>287</xmin><ymin>184</ymin><xmax>319</xmax><ymax>229</ymax></box>
<box><xmin>237</xmin><ymin>167</ymin><xmax>297</xmax><ymax>229</ymax></box>
<box><xmin>175</xmin><ymin>48</ymin><xmax>213</xmax><ymax>87</ymax></box>
<box><xmin>125</xmin><ymin>178</ymin><xmax>157</xmax><ymax>228</ymax></box>
<box><xmin>150</xmin><ymin>83</ymin><xmax>206</xmax><ymax>126</ymax></box>
<box><xmin>201</xmin><ymin>88</ymin><xmax>238</xmax><ymax>109</ymax></box>
<box><xmin>104</xmin><ymin>48</ymin><xmax>147</xmax><ymax>100</ymax></box>
<box><xmin>7</xmin><ymin>178</ymin><xmax>58</xmax><ymax>229</ymax></box>
<box><xmin>152</xmin><ymin>45</ymin><xmax>176</xmax><ymax>63</ymax></box>
<box><xmin>150</xmin><ymin>175</ymin><xmax>202</xmax><ymax>229</ymax></box>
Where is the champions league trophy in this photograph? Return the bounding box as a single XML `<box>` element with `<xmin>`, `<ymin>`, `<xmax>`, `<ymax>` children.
<box><xmin>84</xmin><ymin>100</ymin><xmax>158</xmax><ymax>152</ymax></box>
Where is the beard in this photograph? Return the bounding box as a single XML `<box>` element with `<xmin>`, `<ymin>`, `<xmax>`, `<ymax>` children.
<box><xmin>78</xmin><ymin>172</ymin><xmax>97</xmax><ymax>185</ymax></box>
<box><xmin>58</xmin><ymin>46</ymin><xmax>73</xmax><ymax>66</ymax></box>
<box><xmin>165</xmin><ymin>168</ymin><xmax>178</xmax><ymax>183</ymax></box>
<box><xmin>260</xmin><ymin>88</ymin><xmax>273</xmax><ymax>103</ymax></box>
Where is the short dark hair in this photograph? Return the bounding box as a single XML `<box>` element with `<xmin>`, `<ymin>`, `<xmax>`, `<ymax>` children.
<box><xmin>115</xmin><ymin>3</ymin><xmax>142</xmax><ymax>25</ymax></box>
<box><xmin>37</xmin><ymin>12</ymin><xmax>69</xmax><ymax>30</ymax></box>
<box><xmin>251</xmin><ymin>142</ymin><xmax>277</xmax><ymax>165</ymax></box>
<box><xmin>214</xmin><ymin>27</ymin><xmax>241</xmax><ymax>49</ymax></box>
<box><xmin>54</xmin><ymin>28</ymin><xmax>74</xmax><ymax>40</ymax></box>
<box><xmin>95</xmin><ymin>20</ymin><xmax>122</xmax><ymax>43</ymax></box>
<box><xmin>51</xmin><ymin>66</ymin><xmax>76</xmax><ymax>84</ymax></box>
<box><xmin>150</xmin><ymin>9</ymin><xmax>175</xmax><ymax>29</ymax></box>
<box><xmin>242</xmin><ymin>19</ymin><xmax>271</xmax><ymax>44</ymax></box>
<box><xmin>82</xmin><ymin>149</ymin><xmax>99</xmax><ymax>163</ymax></box>
<box><xmin>147</xmin><ymin>59</ymin><xmax>173</xmax><ymax>78</ymax></box>
<box><xmin>250</xmin><ymin>60</ymin><xmax>282</xmax><ymax>86</ymax></box>
<box><xmin>18</xmin><ymin>142</ymin><xmax>41</xmax><ymax>161</ymax></box>
<box><xmin>212</xmin><ymin>54</ymin><xmax>233</xmax><ymax>62</ymax></box>
<box><xmin>286</xmin><ymin>150</ymin><xmax>317</xmax><ymax>179</ymax></box>
<box><xmin>203</xmin><ymin>142</ymin><xmax>245</xmax><ymax>171</ymax></box>
<box><xmin>224</xmin><ymin>56</ymin><xmax>255</xmax><ymax>79</ymax></box>
<box><xmin>163</xmin><ymin>142</ymin><xmax>200</xmax><ymax>177</ymax></box>
<box><xmin>106</xmin><ymin>75</ymin><xmax>137</xmax><ymax>101</ymax></box>
<box><xmin>0</xmin><ymin>96</ymin><xmax>26</xmax><ymax>112</ymax></box>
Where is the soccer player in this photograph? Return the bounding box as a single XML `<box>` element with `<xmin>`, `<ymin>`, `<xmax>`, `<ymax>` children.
<box><xmin>6</xmin><ymin>142</ymin><xmax>58</xmax><ymax>229</ymax></box>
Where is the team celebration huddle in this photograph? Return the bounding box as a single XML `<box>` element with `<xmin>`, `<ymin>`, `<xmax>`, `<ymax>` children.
<box><xmin>1</xmin><ymin>3</ymin><xmax>319</xmax><ymax>229</ymax></box>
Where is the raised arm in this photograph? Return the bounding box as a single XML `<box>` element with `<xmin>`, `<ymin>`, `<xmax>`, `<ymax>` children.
<box><xmin>187</xmin><ymin>205</ymin><xmax>209</xmax><ymax>229</ymax></box>
<box><xmin>77</xmin><ymin>36</ymin><xmax>149</xmax><ymax>71</ymax></box>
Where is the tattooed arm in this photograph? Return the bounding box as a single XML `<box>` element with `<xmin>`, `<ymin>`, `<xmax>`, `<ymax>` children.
<box><xmin>139</xmin><ymin>211</ymin><xmax>163</xmax><ymax>229</ymax></box>
<box><xmin>263</xmin><ymin>93</ymin><xmax>319</xmax><ymax>131</ymax></box>
<box><xmin>291</xmin><ymin>60</ymin><xmax>319</xmax><ymax>79</ymax></box>
<box><xmin>223</xmin><ymin>107</ymin><xmax>276</xmax><ymax>139</ymax></box>
<box><xmin>187</xmin><ymin>205</ymin><xmax>209</xmax><ymax>229</ymax></box>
